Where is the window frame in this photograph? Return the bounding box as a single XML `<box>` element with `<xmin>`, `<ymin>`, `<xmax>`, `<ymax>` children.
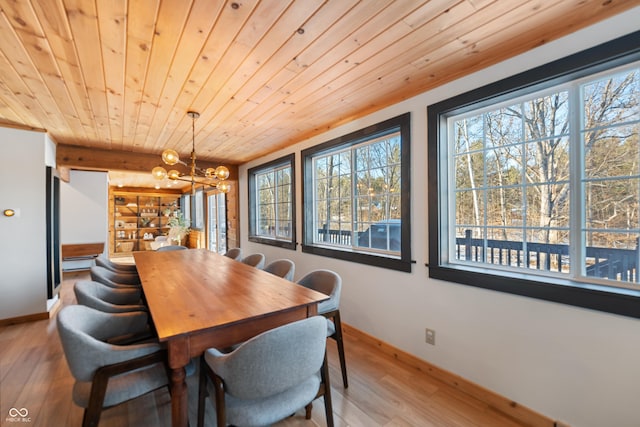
<box><xmin>247</xmin><ymin>153</ymin><xmax>296</xmax><ymax>250</ymax></box>
<box><xmin>302</xmin><ymin>113</ymin><xmax>412</xmax><ymax>272</ymax></box>
<box><xmin>428</xmin><ymin>31</ymin><xmax>640</xmax><ymax>318</ymax></box>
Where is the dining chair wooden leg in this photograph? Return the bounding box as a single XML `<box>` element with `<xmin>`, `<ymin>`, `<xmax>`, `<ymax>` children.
<box><xmin>212</xmin><ymin>374</ymin><xmax>227</xmax><ymax>427</ymax></box>
<box><xmin>305</xmin><ymin>351</ymin><xmax>334</xmax><ymax>426</ymax></box>
<box><xmin>332</xmin><ymin>310</ymin><xmax>349</xmax><ymax>388</ymax></box>
<box><xmin>305</xmin><ymin>402</ymin><xmax>313</xmax><ymax>419</ymax></box>
<box><xmin>197</xmin><ymin>357</ymin><xmax>208</xmax><ymax>427</ymax></box>
<box><xmin>324</xmin><ymin>309</ymin><xmax>349</xmax><ymax>388</ymax></box>
<box><xmin>321</xmin><ymin>351</ymin><xmax>335</xmax><ymax>427</ymax></box>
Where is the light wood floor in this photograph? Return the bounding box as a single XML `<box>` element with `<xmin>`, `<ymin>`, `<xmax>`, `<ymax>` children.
<box><xmin>0</xmin><ymin>272</ymin><xmax>527</xmax><ymax>427</ymax></box>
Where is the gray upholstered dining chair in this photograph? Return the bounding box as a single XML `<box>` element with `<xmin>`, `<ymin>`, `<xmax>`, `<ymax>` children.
<box><xmin>197</xmin><ymin>316</ymin><xmax>333</xmax><ymax>427</ymax></box>
<box><xmin>240</xmin><ymin>253</ymin><xmax>265</xmax><ymax>269</ymax></box>
<box><xmin>90</xmin><ymin>266</ymin><xmax>140</xmax><ymax>288</ymax></box>
<box><xmin>263</xmin><ymin>259</ymin><xmax>295</xmax><ymax>281</ymax></box>
<box><xmin>94</xmin><ymin>254</ymin><xmax>138</xmax><ymax>275</ymax></box>
<box><xmin>56</xmin><ymin>305</ymin><xmax>169</xmax><ymax>427</ymax></box>
<box><xmin>223</xmin><ymin>247</ymin><xmax>242</xmax><ymax>260</ymax></box>
<box><xmin>74</xmin><ymin>280</ymin><xmax>146</xmax><ymax>314</ymax></box>
<box><xmin>155</xmin><ymin>245</ymin><xmax>188</xmax><ymax>251</ymax></box>
<box><xmin>297</xmin><ymin>269</ymin><xmax>348</xmax><ymax>388</ymax></box>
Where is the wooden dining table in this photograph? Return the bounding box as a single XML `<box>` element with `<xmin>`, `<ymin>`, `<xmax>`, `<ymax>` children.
<box><xmin>133</xmin><ymin>248</ymin><xmax>329</xmax><ymax>427</ymax></box>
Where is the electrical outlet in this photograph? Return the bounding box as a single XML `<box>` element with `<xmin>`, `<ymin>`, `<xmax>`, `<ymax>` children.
<box><xmin>425</xmin><ymin>328</ymin><xmax>436</xmax><ymax>345</ymax></box>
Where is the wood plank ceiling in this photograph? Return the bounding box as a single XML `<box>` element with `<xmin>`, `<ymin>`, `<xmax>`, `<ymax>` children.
<box><xmin>0</xmin><ymin>0</ymin><xmax>638</xmax><ymax>187</ymax></box>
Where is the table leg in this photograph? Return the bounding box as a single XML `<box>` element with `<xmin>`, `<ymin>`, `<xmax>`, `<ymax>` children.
<box><xmin>307</xmin><ymin>304</ymin><xmax>318</xmax><ymax>316</ymax></box>
<box><xmin>167</xmin><ymin>338</ymin><xmax>191</xmax><ymax>427</ymax></box>
<box><xmin>171</xmin><ymin>366</ymin><xmax>188</xmax><ymax>427</ymax></box>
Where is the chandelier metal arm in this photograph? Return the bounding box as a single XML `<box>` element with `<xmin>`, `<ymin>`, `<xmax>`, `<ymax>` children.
<box><xmin>169</xmin><ymin>176</ymin><xmax>222</xmax><ymax>187</ymax></box>
<box><xmin>169</xmin><ymin>173</ymin><xmax>222</xmax><ymax>182</ymax></box>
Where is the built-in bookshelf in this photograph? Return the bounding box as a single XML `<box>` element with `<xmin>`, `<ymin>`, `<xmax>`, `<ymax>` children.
<box><xmin>110</xmin><ymin>190</ymin><xmax>182</xmax><ymax>256</ymax></box>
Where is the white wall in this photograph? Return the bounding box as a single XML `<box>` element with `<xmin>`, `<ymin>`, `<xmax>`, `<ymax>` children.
<box><xmin>60</xmin><ymin>170</ymin><xmax>109</xmax><ymax>270</ymax></box>
<box><xmin>0</xmin><ymin>128</ymin><xmax>50</xmax><ymax>319</ymax></box>
<box><xmin>239</xmin><ymin>9</ymin><xmax>640</xmax><ymax>427</ymax></box>
<box><xmin>60</xmin><ymin>170</ymin><xmax>108</xmax><ymax>245</ymax></box>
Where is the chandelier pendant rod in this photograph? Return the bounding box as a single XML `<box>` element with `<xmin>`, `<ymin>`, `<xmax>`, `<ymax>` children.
<box><xmin>189</xmin><ymin>111</ymin><xmax>198</xmax><ymax>195</ymax></box>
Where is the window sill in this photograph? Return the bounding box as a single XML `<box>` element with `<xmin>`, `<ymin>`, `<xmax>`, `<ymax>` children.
<box><xmin>302</xmin><ymin>244</ymin><xmax>412</xmax><ymax>272</ymax></box>
<box><xmin>429</xmin><ymin>264</ymin><xmax>640</xmax><ymax>319</ymax></box>
<box><xmin>248</xmin><ymin>236</ymin><xmax>296</xmax><ymax>250</ymax></box>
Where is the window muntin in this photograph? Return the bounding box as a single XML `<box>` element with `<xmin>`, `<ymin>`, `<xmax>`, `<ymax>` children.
<box><xmin>427</xmin><ymin>32</ymin><xmax>640</xmax><ymax>317</ymax></box>
<box><xmin>312</xmin><ymin>134</ymin><xmax>402</xmax><ymax>255</ymax></box>
<box><xmin>302</xmin><ymin>113</ymin><xmax>411</xmax><ymax>272</ymax></box>
<box><xmin>248</xmin><ymin>154</ymin><xmax>296</xmax><ymax>249</ymax></box>
<box><xmin>446</xmin><ymin>64</ymin><xmax>639</xmax><ymax>289</ymax></box>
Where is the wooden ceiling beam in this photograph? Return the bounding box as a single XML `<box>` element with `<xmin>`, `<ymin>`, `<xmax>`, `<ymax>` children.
<box><xmin>56</xmin><ymin>144</ymin><xmax>238</xmax><ymax>181</ymax></box>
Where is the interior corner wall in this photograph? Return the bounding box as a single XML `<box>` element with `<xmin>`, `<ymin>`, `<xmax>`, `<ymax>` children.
<box><xmin>238</xmin><ymin>8</ymin><xmax>640</xmax><ymax>427</ymax></box>
<box><xmin>0</xmin><ymin>127</ymin><xmax>49</xmax><ymax>320</ymax></box>
<box><xmin>60</xmin><ymin>170</ymin><xmax>109</xmax><ymax>270</ymax></box>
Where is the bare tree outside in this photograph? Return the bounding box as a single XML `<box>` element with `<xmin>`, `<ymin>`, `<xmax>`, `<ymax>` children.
<box><xmin>451</xmin><ymin>66</ymin><xmax>639</xmax><ymax>285</ymax></box>
<box><xmin>312</xmin><ymin>133</ymin><xmax>402</xmax><ymax>251</ymax></box>
<box><xmin>257</xmin><ymin>165</ymin><xmax>292</xmax><ymax>239</ymax></box>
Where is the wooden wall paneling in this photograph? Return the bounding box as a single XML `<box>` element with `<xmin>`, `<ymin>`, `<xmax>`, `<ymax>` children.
<box><xmin>0</xmin><ymin>0</ymin><xmax>636</xmax><ymax>168</ymax></box>
<box><xmin>0</xmin><ymin>10</ymin><xmax>69</xmax><ymax>131</ymax></box>
<box><xmin>34</xmin><ymin>0</ymin><xmax>98</xmax><ymax>142</ymax></box>
<box><xmin>213</xmin><ymin>0</ymin><xmax>432</xmax><ymax>160</ymax></box>
<box><xmin>134</xmin><ymin>0</ymin><xmax>193</xmax><ymax>153</ymax></box>
<box><xmin>138</xmin><ymin>0</ymin><xmax>224</xmax><ymax>152</ymax></box>
<box><xmin>6</xmin><ymin>1</ymin><xmax>88</xmax><ymax>136</ymax></box>
<box><xmin>146</xmin><ymin>0</ymin><xmax>259</xmax><ymax>159</ymax></box>
<box><xmin>194</xmin><ymin>0</ymin><xmax>325</xmax><ymax>146</ymax></box>
<box><xmin>242</xmin><ymin>0</ymin><xmax>501</xmax><ymax>145</ymax></box>
<box><xmin>96</xmin><ymin>0</ymin><xmax>127</xmax><ymax>150</ymax></box>
<box><xmin>122</xmin><ymin>0</ymin><xmax>160</xmax><ymax>150</ymax></box>
<box><xmin>56</xmin><ymin>144</ymin><xmax>238</xmax><ymax>180</ymax></box>
<box><xmin>64</xmin><ymin>0</ymin><xmax>111</xmax><ymax>144</ymax></box>
<box><xmin>200</xmin><ymin>0</ymin><xmax>362</xmax><ymax>160</ymax></box>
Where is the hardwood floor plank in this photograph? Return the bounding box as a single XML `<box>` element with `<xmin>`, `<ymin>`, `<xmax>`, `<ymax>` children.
<box><xmin>0</xmin><ymin>272</ymin><xmax>533</xmax><ymax>427</ymax></box>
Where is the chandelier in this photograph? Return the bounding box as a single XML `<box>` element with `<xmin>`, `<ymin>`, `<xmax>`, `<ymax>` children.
<box><xmin>152</xmin><ymin>111</ymin><xmax>230</xmax><ymax>194</ymax></box>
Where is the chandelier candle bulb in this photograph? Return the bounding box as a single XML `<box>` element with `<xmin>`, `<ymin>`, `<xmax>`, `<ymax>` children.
<box><xmin>161</xmin><ymin>149</ymin><xmax>179</xmax><ymax>165</ymax></box>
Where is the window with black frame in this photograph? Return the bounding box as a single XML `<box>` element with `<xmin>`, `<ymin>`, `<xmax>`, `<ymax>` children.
<box><xmin>302</xmin><ymin>113</ymin><xmax>412</xmax><ymax>272</ymax></box>
<box><xmin>428</xmin><ymin>31</ymin><xmax>640</xmax><ymax>318</ymax></box>
<box><xmin>248</xmin><ymin>154</ymin><xmax>296</xmax><ymax>249</ymax></box>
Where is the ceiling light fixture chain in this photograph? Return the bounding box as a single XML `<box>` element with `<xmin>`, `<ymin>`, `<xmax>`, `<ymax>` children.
<box><xmin>152</xmin><ymin>111</ymin><xmax>230</xmax><ymax>194</ymax></box>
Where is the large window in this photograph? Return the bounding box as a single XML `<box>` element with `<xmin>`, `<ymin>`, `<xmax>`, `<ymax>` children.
<box><xmin>302</xmin><ymin>113</ymin><xmax>412</xmax><ymax>271</ymax></box>
<box><xmin>248</xmin><ymin>154</ymin><xmax>296</xmax><ymax>249</ymax></box>
<box><xmin>428</xmin><ymin>31</ymin><xmax>640</xmax><ymax>317</ymax></box>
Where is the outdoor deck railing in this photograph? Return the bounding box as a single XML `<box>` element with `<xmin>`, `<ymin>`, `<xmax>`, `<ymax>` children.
<box><xmin>316</xmin><ymin>228</ymin><xmax>353</xmax><ymax>246</ymax></box>
<box><xmin>316</xmin><ymin>227</ymin><xmax>639</xmax><ymax>282</ymax></box>
<box><xmin>456</xmin><ymin>229</ymin><xmax>639</xmax><ymax>282</ymax></box>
